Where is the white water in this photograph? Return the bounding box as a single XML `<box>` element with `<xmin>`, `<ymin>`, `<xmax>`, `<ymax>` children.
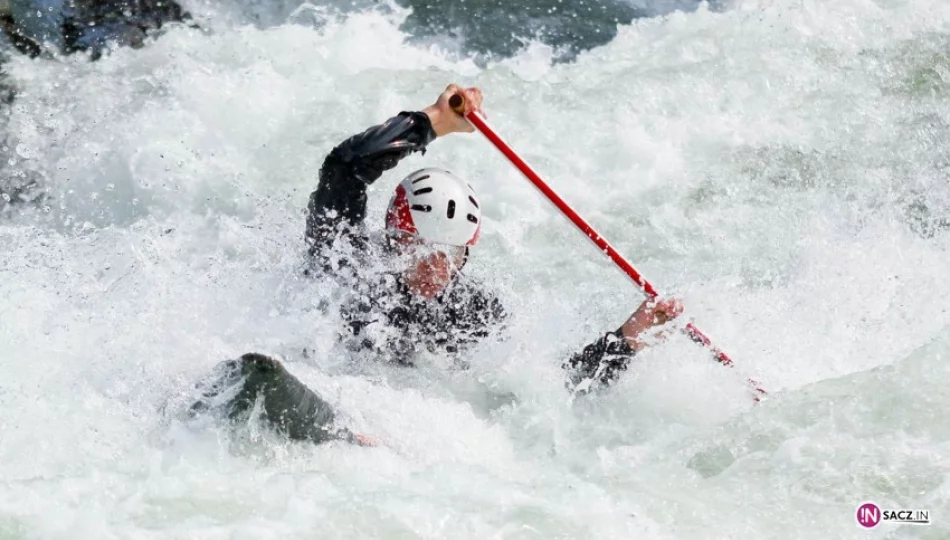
<box><xmin>2</xmin><ymin>0</ymin><xmax>950</xmax><ymax>537</ymax></box>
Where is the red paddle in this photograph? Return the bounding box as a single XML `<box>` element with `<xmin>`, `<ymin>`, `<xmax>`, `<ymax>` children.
<box><xmin>450</xmin><ymin>94</ymin><xmax>765</xmax><ymax>400</ymax></box>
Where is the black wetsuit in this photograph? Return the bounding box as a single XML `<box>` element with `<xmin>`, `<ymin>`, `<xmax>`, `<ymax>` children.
<box><xmin>307</xmin><ymin>111</ymin><xmax>508</xmax><ymax>366</ymax></box>
<box><xmin>193</xmin><ymin>111</ymin><xmax>638</xmax><ymax>444</ymax></box>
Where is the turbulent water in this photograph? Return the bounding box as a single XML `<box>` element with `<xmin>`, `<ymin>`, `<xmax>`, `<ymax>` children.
<box><xmin>2</xmin><ymin>0</ymin><xmax>950</xmax><ymax>538</ymax></box>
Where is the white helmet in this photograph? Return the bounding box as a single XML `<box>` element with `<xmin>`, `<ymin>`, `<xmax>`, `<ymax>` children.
<box><xmin>385</xmin><ymin>168</ymin><xmax>482</xmax><ymax>247</ymax></box>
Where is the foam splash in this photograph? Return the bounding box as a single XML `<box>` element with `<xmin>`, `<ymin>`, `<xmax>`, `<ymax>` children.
<box><xmin>1</xmin><ymin>0</ymin><xmax>949</xmax><ymax>537</ymax></box>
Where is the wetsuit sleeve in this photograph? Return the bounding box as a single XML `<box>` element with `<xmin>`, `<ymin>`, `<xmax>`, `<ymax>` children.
<box><xmin>306</xmin><ymin>111</ymin><xmax>437</xmax><ymax>255</ymax></box>
<box><xmin>562</xmin><ymin>327</ymin><xmax>637</xmax><ymax>392</ymax></box>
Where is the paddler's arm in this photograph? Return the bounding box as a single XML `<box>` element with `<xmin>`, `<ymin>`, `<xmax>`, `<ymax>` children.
<box><xmin>563</xmin><ymin>297</ymin><xmax>683</xmax><ymax>392</ymax></box>
<box><xmin>305</xmin><ymin>111</ymin><xmax>435</xmax><ymax>256</ymax></box>
<box><xmin>305</xmin><ymin>84</ymin><xmax>483</xmax><ymax>256</ymax></box>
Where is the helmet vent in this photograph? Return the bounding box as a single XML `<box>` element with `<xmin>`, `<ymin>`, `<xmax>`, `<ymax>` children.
<box><xmin>468</xmin><ymin>196</ymin><xmax>479</xmax><ymax>208</ymax></box>
<box><xmin>447</xmin><ymin>200</ymin><xmax>456</xmax><ymax>219</ymax></box>
<box><xmin>411</xmin><ymin>204</ymin><xmax>432</xmax><ymax>212</ymax></box>
<box><xmin>413</xmin><ymin>187</ymin><xmax>433</xmax><ymax>195</ymax></box>
<box><xmin>467</xmin><ymin>214</ymin><xmax>478</xmax><ymax>223</ymax></box>
<box><xmin>412</xmin><ymin>175</ymin><xmax>430</xmax><ymax>184</ymax></box>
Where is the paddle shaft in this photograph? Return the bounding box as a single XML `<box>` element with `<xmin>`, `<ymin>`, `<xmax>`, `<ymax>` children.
<box><xmin>448</xmin><ymin>94</ymin><xmax>749</xmax><ymax>374</ymax></box>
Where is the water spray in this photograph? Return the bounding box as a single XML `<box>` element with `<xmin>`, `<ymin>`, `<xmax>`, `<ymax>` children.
<box><xmin>450</xmin><ymin>93</ymin><xmax>766</xmax><ymax>401</ymax></box>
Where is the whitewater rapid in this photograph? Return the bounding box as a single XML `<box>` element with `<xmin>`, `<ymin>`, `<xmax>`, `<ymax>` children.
<box><xmin>1</xmin><ymin>0</ymin><xmax>949</xmax><ymax>538</ymax></box>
